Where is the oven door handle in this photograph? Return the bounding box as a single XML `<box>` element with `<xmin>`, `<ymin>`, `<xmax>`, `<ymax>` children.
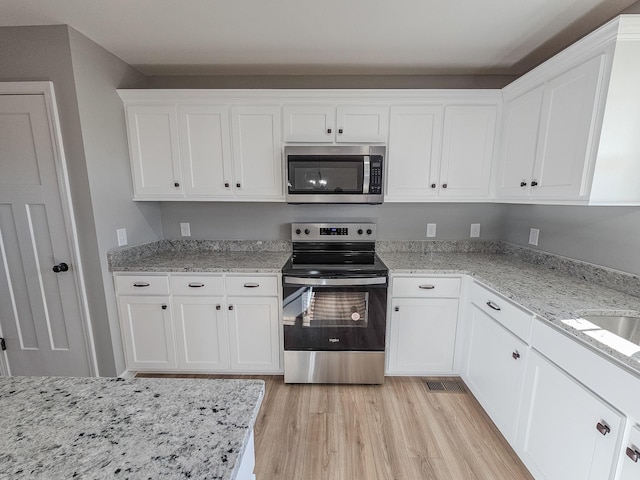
<box><xmin>283</xmin><ymin>276</ymin><xmax>387</xmax><ymax>286</ymax></box>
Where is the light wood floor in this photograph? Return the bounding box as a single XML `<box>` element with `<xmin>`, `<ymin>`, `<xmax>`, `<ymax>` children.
<box><xmin>139</xmin><ymin>375</ymin><xmax>533</xmax><ymax>480</ymax></box>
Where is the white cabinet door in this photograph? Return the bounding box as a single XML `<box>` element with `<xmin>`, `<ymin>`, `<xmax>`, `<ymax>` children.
<box><xmin>387</xmin><ymin>297</ymin><xmax>459</xmax><ymax>374</ymax></box>
<box><xmin>126</xmin><ymin>105</ymin><xmax>183</xmax><ymax>198</ymax></box>
<box><xmin>173</xmin><ymin>296</ymin><xmax>229</xmax><ymax>371</ymax></box>
<box><xmin>517</xmin><ymin>350</ymin><xmax>624</xmax><ymax>480</ymax></box>
<box><xmin>336</xmin><ymin>105</ymin><xmax>389</xmax><ymax>143</ymax></box>
<box><xmin>620</xmin><ymin>426</ymin><xmax>640</xmax><ymax>480</ymax></box>
<box><xmin>497</xmin><ymin>86</ymin><xmax>544</xmax><ymax>197</ymax></box>
<box><xmin>118</xmin><ymin>295</ymin><xmax>176</xmax><ymax>370</ymax></box>
<box><xmin>465</xmin><ymin>304</ymin><xmax>527</xmax><ymax>443</ymax></box>
<box><xmin>231</xmin><ymin>106</ymin><xmax>283</xmax><ymax>199</ymax></box>
<box><xmin>532</xmin><ymin>55</ymin><xmax>604</xmax><ymax>199</ymax></box>
<box><xmin>439</xmin><ymin>105</ymin><xmax>497</xmax><ymax>198</ymax></box>
<box><xmin>282</xmin><ymin>105</ymin><xmax>335</xmax><ymax>143</ymax></box>
<box><xmin>227</xmin><ymin>296</ymin><xmax>280</xmax><ymax>372</ymax></box>
<box><xmin>178</xmin><ymin>105</ymin><xmax>233</xmax><ymax>197</ymax></box>
<box><xmin>386</xmin><ymin>105</ymin><xmax>443</xmax><ymax>200</ymax></box>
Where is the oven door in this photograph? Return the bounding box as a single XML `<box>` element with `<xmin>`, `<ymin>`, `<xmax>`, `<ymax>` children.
<box><xmin>283</xmin><ymin>276</ymin><xmax>387</xmax><ymax>351</ymax></box>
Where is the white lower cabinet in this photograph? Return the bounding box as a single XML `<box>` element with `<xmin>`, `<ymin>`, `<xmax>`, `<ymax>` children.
<box><xmin>465</xmin><ymin>303</ymin><xmax>527</xmax><ymax>443</ymax></box>
<box><xmin>115</xmin><ymin>273</ymin><xmax>281</xmax><ymax>374</ymax></box>
<box><xmin>387</xmin><ymin>276</ymin><xmax>460</xmax><ymax>374</ymax></box>
<box><xmin>516</xmin><ymin>350</ymin><xmax>624</xmax><ymax>480</ymax></box>
<box><xmin>173</xmin><ymin>296</ymin><xmax>229</xmax><ymax>371</ymax></box>
<box><xmin>620</xmin><ymin>425</ymin><xmax>640</xmax><ymax>480</ymax></box>
<box><xmin>118</xmin><ymin>295</ymin><xmax>176</xmax><ymax>371</ymax></box>
<box><xmin>227</xmin><ymin>296</ymin><xmax>280</xmax><ymax>371</ymax></box>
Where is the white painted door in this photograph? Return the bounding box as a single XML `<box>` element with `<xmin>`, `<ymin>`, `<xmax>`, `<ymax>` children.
<box><xmin>126</xmin><ymin>105</ymin><xmax>183</xmax><ymax>198</ymax></box>
<box><xmin>465</xmin><ymin>304</ymin><xmax>527</xmax><ymax>443</ymax></box>
<box><xmin>230</xmin><ymin>106</ymin><xmax>283</xmax><ymax>199</ymax></box>
<box><xmin>387</xmin><ymin>298</ymin><xmax>459</xmax><ymax>374</ymax></box>
<box><xmin>386</xmin><ymin>105</ymin><xmax>443</xmax><ymax>200</ymax></box>
<box><xmin>227</xmin><ymin>296</ymin><xmax>280</xmax><ymax>372</ymax></box>
<box><xmin>497</xmin><ymin>86</ymin><xmax>544</xmax><ymax>197</ymax></box>
<box><xmin>178</xmin><ymin>105</ymin><xmax>233</xmax><ymax>197</ymax></box>
<box><xmin>620</xmin><ymin>425</ymin><xmax>640</xmax><ymax>480</ymax></box>
<box><xmin>335</xmin><ymin>105</ymin><xmax>389</xmax><ymax>143</ymax></box>
<box><xmin>0</xmin><ymin>93</ymin><xmax>92</xmax><ymax>376</ymax></box>
<box><xmin>438</xmin><ymin>105</ymin><xmax>497</xmax><ymax>198</ymax></box>
<box><xmin>517</xmin><ymin>350</ymin><xmax>623</xmax><ymax>480</ymax></box>
<box><xmin>532</xmin><ymin>55</ymin><xmax>604</xmax><ymax>200</ymax></box>
<box><xmin>118</xmin><ymin>295</ymin><xmax>176</xmax><ymax>371</ymax></box>
<box><xmin>439</xmin><ymin>105</ymin><xmax>498</xmax><ymax>199</ymax></box>
<box><xmin>282</xmin><ymin>105</ymin><xmax>335</xmax><ymax>143</ymax></box>
<box><xmin>173</xmin><ymin>296</ymin><xmax>229</xmax><ymax>371</ymax></box>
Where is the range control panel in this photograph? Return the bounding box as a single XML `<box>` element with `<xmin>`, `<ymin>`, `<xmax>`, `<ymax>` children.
<box><xmin>291</xmin><ymin>223</ymin><xmax>377</xmax><ymax>241</ymax></box>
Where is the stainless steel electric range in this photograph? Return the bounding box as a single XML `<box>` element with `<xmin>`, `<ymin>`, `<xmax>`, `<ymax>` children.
<box><xmin>282</xmin><ymin>222</ymin><xmax>388</xmax><ymax>384</ymax></box>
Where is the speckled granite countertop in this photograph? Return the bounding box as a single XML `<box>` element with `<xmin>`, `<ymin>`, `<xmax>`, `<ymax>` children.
<box><xmin>108</xmin><ymin>240</ymin><xmax>291</xmax><ymax>273</ymax></box>
<box><xmin>379</xmin><ymin>250</ymin><xmax>640</xmax><ymax>375</ymax></box>
<box><xmin>0</xmin><ymin>376</ymin><xmax>264</xmax><ymax>479</ymax></box>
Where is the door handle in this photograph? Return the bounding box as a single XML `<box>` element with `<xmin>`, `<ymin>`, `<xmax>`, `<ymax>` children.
<box><xmin>596</xmin><ymin>421</ymin><xmax>610</xmax><ymax>436</ymax></box>
<box><xmin>418</xmin><ymin>285</ymin><xmax>435</xmax><ymax>290</ymax></box>
<box><xmin>188</xmin><ymin>282</ymin><xmax>205</xmax><ymax>288</ymax></box>
<box><xmin>52</xmin><ymin>262</ymin><xmax>69</xmax><ymax>273</ymax></box>
<box><xmin>486</xmin><ymin>301</ymin><xmax>501</xmax><ymax>311</ymax></box>
<box><xmin>626</xmin><ymin>447</ymin><xmax>640</xmax><ymax>463</ymax></box>
<box><xmin>244</xmin><ymin>283</ymin><xmax>260</xmax><ymax>288</ymax></box>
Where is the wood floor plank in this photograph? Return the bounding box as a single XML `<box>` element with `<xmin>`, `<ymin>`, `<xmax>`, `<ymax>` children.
<box><xmin>138</xmin><ymin>374</ymin><xmax>533</xmax><ymax>480</ymax></box>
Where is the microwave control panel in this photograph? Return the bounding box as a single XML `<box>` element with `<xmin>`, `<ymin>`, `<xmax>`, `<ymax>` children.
<box><xmin>369</xmin><ymin>157</ymin><xmax>383</xmax><ymax>194</ymax></box>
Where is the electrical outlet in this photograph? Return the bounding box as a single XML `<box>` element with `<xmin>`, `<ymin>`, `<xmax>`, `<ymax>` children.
<box><xmin>180</xmin><ymin>222</ymin><xmax>191</xmax><ymax>237</ymax></box>
<box><xmin>470</xmin><ymin>223</ymin><xmax>481</xmax><ymax>238</ymax></box>
<box><xmin>426</xmin><ymin>223</ymin><xmax>437</xmax><ymax>238</ymax></box>
<box><xmin>529</xmin><ymin>228</ymin><xmax>540</xmax><ymax>246</ymax></box>
<box><xmin>116</xmin><ymin>228</ymin><xmax>127</xmax><ymax>247</ymax></box>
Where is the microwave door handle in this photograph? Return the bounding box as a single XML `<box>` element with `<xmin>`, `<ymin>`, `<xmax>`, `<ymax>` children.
<box><xmin>363</xmin><ymin>156</ymin><xmax>370</xmax><ymax>194</ymax></box>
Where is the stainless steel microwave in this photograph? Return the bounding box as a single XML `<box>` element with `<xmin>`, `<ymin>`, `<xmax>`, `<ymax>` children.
<box><xmin>285</xmin><ymin>145</ymin><xmax>385</xmax><ymax>204</ymax></box>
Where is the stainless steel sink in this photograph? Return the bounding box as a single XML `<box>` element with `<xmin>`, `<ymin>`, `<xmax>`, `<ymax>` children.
<box><xmin>580</xmin><ymin>314</ymin><xmax>640</xmax><ymax>346</ymax></box>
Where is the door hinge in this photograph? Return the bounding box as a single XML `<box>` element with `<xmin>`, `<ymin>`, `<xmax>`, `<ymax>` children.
<box><xmin>0</xmin><ymin>338</ymin><xmax>5</xmax><ymax>351</ymax></box>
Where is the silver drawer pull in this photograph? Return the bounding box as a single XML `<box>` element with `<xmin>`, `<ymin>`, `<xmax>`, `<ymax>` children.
<box><xmin>133</xmin><ymin>282</ymin><xmax>150</xmax><ymax>287</ymax></box>
<box><xmin>626</xmin><ymin>447</ymin><xmax>640</xmax><ymax>463</ymax></box>
<box><xmin>596</xmin><ymin>421</ymin><xmax>611</xmax><ymax>436</ymax></box>
<box><xmin>244</xmin><ymin>283</ymin><xmax>260</xmax><ymax>288</ymax></box>
<box><xmin>486</xmin><ymin>301</ymin><xmax>501</xmax><ymax>311</ymax></box>
<box><xmin>418</xmin><ymin>285</ymin><xmax>435</xmax><ymax>290</ymax></box>
<box><xmin>188</xmin><ymin>282</ymin><xmax>205</xmax><ymax>288</ymax></box>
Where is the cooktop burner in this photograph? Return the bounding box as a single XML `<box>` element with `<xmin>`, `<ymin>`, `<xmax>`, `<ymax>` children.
<box><xmin>282</xmin><ymin>223</ymin><xmax>388</xmax><ymax>278</ymax></box>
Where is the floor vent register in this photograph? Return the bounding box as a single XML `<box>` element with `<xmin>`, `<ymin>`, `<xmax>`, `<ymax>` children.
<box><xmin>425</xmin><ymin>379</ymin><xmax>467</xmax><ymax>393</ymax></box>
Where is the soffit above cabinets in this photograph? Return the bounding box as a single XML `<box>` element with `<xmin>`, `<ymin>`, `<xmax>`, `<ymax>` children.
<box><xmin>0</xmin><ymin>0</ymin><xmax>638</xmax><ymax>76</ymax></box>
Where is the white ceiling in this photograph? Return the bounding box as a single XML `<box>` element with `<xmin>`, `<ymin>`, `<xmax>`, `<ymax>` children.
<box><xmin>0</xmin><ymin>0</ymin><xmax>638</xmax><ymax>76</ymax></box>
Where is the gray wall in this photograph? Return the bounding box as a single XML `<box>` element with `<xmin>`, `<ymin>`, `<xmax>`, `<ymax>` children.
<box><xmin>160</xmin><ymin>202</ymin><xmax>505</xmax><ymax>241</ymax></box>
<box><xmin>147</xmin><ymin>75</ymin><xmax>516</xmax><ymax>89</ymax></box>
<box><xmin>68</xmin><ymin>28</ymin><xmax>162</xmax><ymax>376</ymax></box>
<box><xmin>502</xmin><ymin>205</ymin><xmax>640</xmax><ymax>276</ymax></box>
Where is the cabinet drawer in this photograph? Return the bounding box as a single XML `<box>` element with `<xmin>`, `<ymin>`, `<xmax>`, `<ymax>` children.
<box><xmin>170</xmin><ymin>275</ymin><xmax>224</xmax><ymax>296</ymax></box>
<box><xmin>115</xmin><ymin>274</ymin><xmax>170</xmax><ymax>295</ymax></box>
<box><xmin>392</xmin><ymin>277</ymin><xmax>461</xmax><ymax>298</ymax></box>
<box><xmin>470</xmin><ymin>282</ymin><xmax>532</xmax><ymax>341</ymax></box>
<box><xmin>225</xmin><ymin>275</ymin><xmax>279</xmax><ymax>296</ymax></box>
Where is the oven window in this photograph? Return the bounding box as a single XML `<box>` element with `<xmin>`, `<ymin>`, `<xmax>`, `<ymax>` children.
<box><xmin>288</xmin><ymin>158</ymin><xmax>363</xmax><ymax>194</ymax></box>
<box><xmin>284</xmin><ymin>288</ymin><xmax>369</xmax><ymax>328</ymax></box>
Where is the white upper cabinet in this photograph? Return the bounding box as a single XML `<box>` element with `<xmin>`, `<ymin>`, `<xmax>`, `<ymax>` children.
<box><xmin>439</xmin><ymin>105</ymin><xmax>497</xmax><ymax>198</ymax></box>
<box><xmin>230</xmin><ymin>106</ymin><xmax>283</xmax><ymax>199</ymax></box>
<box><xmin>282</xmin><ymin>104</ymin><xmax>388</xmax><ymax>143</ymax></box>
<box><xmin>126</xmin><ymin>105</ymin><xmax>183</xmax><ymax>198</ymax></box>
<box><xmin>386</xmin><ymin>100</ymin><xmax>498</xmax><ymax>202</ymax></box>
<box><xmin>497</xmin><ymin>15</ymin><xmax>640</xmax><ymax>205</ymax></box>
<box><xmin>119</xmin><ymin>93</ymin><xmax>284</xmax><ymax>201</ymax></box>
<box><xmin>178</xmin><ymin>105</ymin><xmax>233</xmax><ymax>197</ymax></box>
<box><xmin>282</xmin><ymin>105</ymin><xmax>335</xmax><ymax>143</ymax></box>
<box><xmin>497</xmin><ymin>86</ymin><xmax>544</xmax><ymax>197</ymax></box>
<box><xmin>386</xmin><ymin>105</ymin><xmax>443</xmax><ymax>200</ymax></box>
